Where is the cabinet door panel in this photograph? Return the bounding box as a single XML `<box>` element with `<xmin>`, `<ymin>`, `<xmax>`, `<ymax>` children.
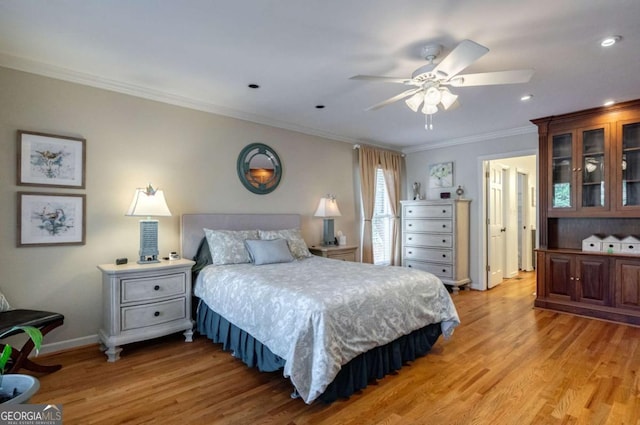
<box><xmin>575</xmin><ymin>256</ymin><xmax>609</xmax><ymax>306</ymax></box>
<box><xmin>616</xmin><ymin>260</ymin><xmax>640</xmax><ymax>311</ymax></box>
<box><xmin>546</xmin><ymin>255</ymin><xmax>573</xmax><ymax>300</ymax></box>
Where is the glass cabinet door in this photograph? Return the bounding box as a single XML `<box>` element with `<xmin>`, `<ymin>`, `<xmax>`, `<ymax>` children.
<box><xmin>580</xmin><ymin>127</ymin><xmax>607</xmax><ymax>208</ymax></box>
<box><xmin>621</xmin><ymin>122</ymin><xmax>640</xmax><ymax>207</ymax></box>
<box><xmin>551</xmin><ymin>132</ymin><xmax>573</xmax><ymax>209</ymax></box>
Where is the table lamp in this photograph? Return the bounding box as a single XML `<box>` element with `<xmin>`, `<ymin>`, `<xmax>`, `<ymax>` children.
<box><xmin>126</xmin><ymin>184</ymin><xmax>171</xmax><ymax>264</ymax></box>
<box><xmin>314</xmin><ymin>195</ymin><xmax>341</xmax><ymax>245</ymax></box>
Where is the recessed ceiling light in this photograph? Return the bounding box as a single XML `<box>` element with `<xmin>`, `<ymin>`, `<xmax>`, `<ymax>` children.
<box><xmin>604</xmin><ymin>100</ymin><xmax>615</xmax><ymax>106</ymax></box>
<box><xmin>520</xmin><ymin>94</ymin><xmax>533</xmax><ymax>101</ymax></box>
<box><xmin>247</xmin><ymin>83</ymin><xmax>260</xmax><ymax>89</ymax></box>
<box><xmin>601</xmin><ymin>36</ymin><xmax>621</xmax><ymax>47</ymax></box>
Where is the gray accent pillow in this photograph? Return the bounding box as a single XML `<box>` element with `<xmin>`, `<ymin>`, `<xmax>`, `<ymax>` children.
<box><xmin>258</xmin><ymin>228</ymin><xmax>311</xmax><ymax>259</ymax></box>
<box><xmin>204</xmin><ymin>228</ymin><xmax>258</xmax><ymax>265</ymax></box>
<box><xmin>245</xmin><ymin>238</ymin><xmax>295</xmax><ymax>265</ymax></box>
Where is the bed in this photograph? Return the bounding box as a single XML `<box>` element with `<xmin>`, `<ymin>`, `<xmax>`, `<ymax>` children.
<box><xmin>181</xmin><ymin>213</ymin><xmax>460</xmax><ymax>404</ymax></box>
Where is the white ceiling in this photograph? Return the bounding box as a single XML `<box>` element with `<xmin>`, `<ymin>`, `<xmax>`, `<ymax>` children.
<box><xmin>1</xmin><ymin>0</ymin><xmax>639</xmax><ymax>151</ymax></box>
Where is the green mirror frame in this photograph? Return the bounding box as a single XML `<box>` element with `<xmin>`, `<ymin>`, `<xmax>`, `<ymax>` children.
<box><xmin>237</xmin><ymin>143</ymin><xmax>282</xmax><ymax>194</ymax></box>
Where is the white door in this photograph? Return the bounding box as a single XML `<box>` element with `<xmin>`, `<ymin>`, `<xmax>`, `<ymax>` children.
<box><xmin>488</xmin><ymin>162</ymin><xmax>506</xmax><ymax>288</ymax></box>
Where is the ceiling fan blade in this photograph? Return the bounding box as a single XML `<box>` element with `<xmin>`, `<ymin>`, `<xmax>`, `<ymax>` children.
<box><xmin>449</xmin><ymin>69</ymin><xmax>534</xmax><ymax>87</ymax></box>
<box><xmin>350</xmin><ymin>75</ymin><xmax>414</xmax><ymax>84</ymax></box>
<box><xmin>433</xmin><ymin>39</ymin><xmax>489</xmax><ymax>79</ymax></box>
<box><xmin>365</xmin><ymin>88</ymin><xmax>422</xmax><ymax>111</ymax></box>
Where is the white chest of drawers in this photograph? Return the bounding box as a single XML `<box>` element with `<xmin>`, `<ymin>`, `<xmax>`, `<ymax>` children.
<box><xmin>97</xmin><ymin>259</ymin><xmax>195</xmax><ymax>362</ymax></box>
<box><xmin>401</xmin><ymin>199</ymin><xmax>471</xmax><ymax>291</ymax></box>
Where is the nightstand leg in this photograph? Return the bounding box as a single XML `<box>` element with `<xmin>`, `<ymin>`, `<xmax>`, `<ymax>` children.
<box><xmin>104</xmin><ymin>345</ymin><xmax>122</xmax><ymax>362</ymax></box>
<box><xmin>183</xmin><ymin>328</ymin><xmax>193</xmax><ymax>342</ymax></box>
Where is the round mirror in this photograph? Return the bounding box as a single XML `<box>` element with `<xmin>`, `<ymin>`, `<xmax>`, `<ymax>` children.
<box><xmin>237</xmin><ymin>143</ymin><xmax>282</xmax><ymax>194</ymax></box>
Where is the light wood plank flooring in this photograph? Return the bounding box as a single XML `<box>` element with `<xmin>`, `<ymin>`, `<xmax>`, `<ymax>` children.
<box><xmin>31</xmin><ymin>272</ymin><xmax>640</xmax><ymax>424</ymax></box>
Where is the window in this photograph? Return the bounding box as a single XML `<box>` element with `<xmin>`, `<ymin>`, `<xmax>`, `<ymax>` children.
<box><xmin>372</xmin><ymin>168</ymin><xmax>393</xmax><ymax>265</ymax></box>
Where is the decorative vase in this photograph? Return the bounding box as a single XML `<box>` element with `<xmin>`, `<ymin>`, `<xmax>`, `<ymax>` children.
<box><xmin>0</xmin><ymin>374</ymin><xmax>40</xmax><ymax>404</ymax></box>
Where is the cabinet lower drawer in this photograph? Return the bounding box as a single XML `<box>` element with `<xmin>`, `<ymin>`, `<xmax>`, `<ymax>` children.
<box><xmin>404</xmin><ymin>233</ymin><xmax>452</xmax><ymax>248</ymax></box>
<box><xmin>404</xmin><ymin>246</ymin><xmax>452</xmax><ymax>263</ymax></box>
<box><xmin>121</xmin><ymin>273</ymin><xmax>186</xmax><ymax>303</ymax></box>
<box><xmin>404</xmin><ymin>205</ymin><xmax>452</xmax><ymax>218</ymax></box>
<box><xmin>121</xmin><ymin>298</ymin><xmax>186</xmax><ymax>331</ymax></box>
<box><xmin>404</xmin><ymin>219</ymin><xmax>452</xmax><ymax>233</ymax></box>
<box><xmin>405</xmin><ymin>261</ymin><xmax>453</xmax><ymax>279</ymax></box>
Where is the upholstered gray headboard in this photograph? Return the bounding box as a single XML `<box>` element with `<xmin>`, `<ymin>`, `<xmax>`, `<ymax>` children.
<box><xmin>180</xmin><ymin>214</ymin><xmax>301</xmax><ymax>260</ymax></box>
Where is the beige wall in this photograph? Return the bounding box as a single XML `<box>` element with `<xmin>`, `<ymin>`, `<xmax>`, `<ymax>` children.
<box><xmin>0</xmin><ymin>67</ymin><xmax>357</xmax><ymax>350</ymax></box>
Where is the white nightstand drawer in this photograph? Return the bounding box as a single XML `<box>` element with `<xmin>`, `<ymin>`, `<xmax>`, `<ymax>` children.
<box><xmin>121</xmin><ymin>298</ymin><xmax>186</xmax><ymax>331</ymax></box>
<box><xmin>404</xmin><ymin>233</ymin><xmax>452</xmax><ymax>248</ymax></box>
<box><xmin>121</xmin><ymin>273</ymin><xmax>186</xmax><ymax>303</ymax></box>
<box><xmin>404</xmin><ymin>247</ymin><xmax>452</xmax><ymax>263</ymax></box>
<box><xmin>405</xmin><ymin>261</ymin><xmax>453</xmax><ymax>278</ymax></box>
<box><xmin>404</xmin><ymin>205</ymin><xmax>452</xmax><ymax>218</ymax></box>
<box><xmin>404</xmin><ymin>219</ymin><xmax>452</xmax><ymax>233</ymax></box>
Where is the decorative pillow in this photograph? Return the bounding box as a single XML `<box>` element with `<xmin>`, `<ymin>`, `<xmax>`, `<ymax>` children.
<box><xmin>192</xmin><ymin>237</ymin><xmax>213</xmax><ymax>275</ymax></box>
<box><xmin>244</xmin><ymin>239</ymin><xmax>295</xmax><ymax>265</ymax></box>
<box><xmin>0</xmin><ymin>289</ymin><xmax>11</xmax><ymax>312</ymax></box>
<box><xmin>204</xmin><ymin>228</ymin><xmax>258</xmax><ymax>266</ymax></box>
<box><xmin>258</xmin><ymin>228</ymin><xmax>311</xmax><ymax>259</ymax></box>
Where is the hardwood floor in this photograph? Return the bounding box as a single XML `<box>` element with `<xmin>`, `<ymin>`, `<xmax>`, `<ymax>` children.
<box><xmin>31</xmin><ymin>272</ymin><xmax>640</xmax><ymax>424</ymax></box>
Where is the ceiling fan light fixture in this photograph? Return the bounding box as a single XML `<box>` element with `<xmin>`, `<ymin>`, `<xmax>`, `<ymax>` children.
<box><xmin>422</xmin><ymin>103</ymin><xmax>438</xmax><ymax>115</ymax></box>
<box><xmin>440</xmin><ymin>89</ymin><xmax>458</xmax><ymax>110</ymax></box>
<box><xmin>424</xmin><ymin>86</ymin><xmax>442</xmax><ymax>106</ymax></box>
<box><xmin>405</xmin><ymin>91</ymin><xmax>425</xmax><ymax>112</ymax></box>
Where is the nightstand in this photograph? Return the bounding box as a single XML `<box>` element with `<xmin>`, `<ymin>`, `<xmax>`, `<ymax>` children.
<box><xmin>309</xmin><ymin>245</ymin><xmax>358</xmax><ymax>262</ymax></box>
<box><xmin>97</xmin><ymin>258</ymin><xmax>195</xmax><ymax>362</ymax></box>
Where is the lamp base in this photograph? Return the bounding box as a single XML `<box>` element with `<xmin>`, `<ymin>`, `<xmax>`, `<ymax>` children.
<box><xmin>138</xmin><ymin>220</ymin><xmax>161</xmax><ymax>264</ymax></box>
<box><xmin>322</xmin><ymin>218</ymin><xmax>337</xmax><ymax>246</ymax></box>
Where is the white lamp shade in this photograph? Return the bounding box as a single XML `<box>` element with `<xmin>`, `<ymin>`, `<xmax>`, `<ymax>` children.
<box><xmin>405</xmin><ymin>91</ymin><xmax>425</xmax><ymax>112</ymax></box>
<box><xmin>126</xmin><ymin>189</ymin><xmax>172</xmax><ymax>217</ymax></box>
<box><xmin>440</xmin><ymin>89</ymin><xmax>458</xmax><ymax>110</ymax></box>
<box><xmin>314</xmin><ymin>197</ymin><xmax>341</xmax><ymax>217</ymax></box>
<box><xmin>421</xmin><ymin>103</ymin><xmax>439</xmax><ymax>115</ymax></box>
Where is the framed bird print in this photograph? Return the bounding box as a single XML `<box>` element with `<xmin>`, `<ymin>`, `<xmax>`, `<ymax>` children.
<box><xmin>18</xmin><ymin>192</ymin><xmax>86</xmax><ymax>247</ymax></box>
<box><xmin>17</xmin><ymin>131</ymin><xmax>86</xmax><ymax>188</ymax></box>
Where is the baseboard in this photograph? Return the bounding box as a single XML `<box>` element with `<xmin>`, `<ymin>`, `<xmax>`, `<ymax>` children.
<box><xmin>39</xmin><ymin>334</ymin><xmax>100</xmax><ymax>355</ymax></box>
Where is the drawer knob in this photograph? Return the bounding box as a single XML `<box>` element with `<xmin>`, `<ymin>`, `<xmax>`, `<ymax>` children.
<box><xmin>442</xmin><ymin>239</ymin><xmax>446</xmax><ymax>243</ymax></box>
<box><xmin>442</xmin><ymin>224</ymin><xmax>446</xmax><ymax>228</ymax></box>
<box><xmin>408</xmin><ymin>237</ymin><xmax>413</xmax><ymax>240</ymax></box>
<box><xmin>408</xmin><ymin>251</ymin><xmax>412</xmax><ymax>254</ymax></box>
<box><xmin>442</xmin><ymin>209</ymin><xmax>446</xmax><ymax>213</ymax></box>
<box><xmin>408</xmin><ymin>265</ymin><xmax>412</xmax><ymax>268</ymax></box>
<box><xmin>408</xmin><ymin>224</ymin><xmax>413</xmax><ymax>227</ymax></box>
<box><xmin>154</xmin><ymin>311</ymin><xmax>160</xmax><ymax>317</ymax></box>
<box><xmin>442</xmin><ymin>254</ymin><xmax>446</xmax><ymax>258</ymax></box>
<box><xmin>408</xmin><ymin>210</ymin><xmax>413</xmax><ymax>213</ymax></box>
<box><xmin>442</xmin><ymin>269</ymin><xmax>446</xmax><ymax>273</ymax></box>
<box><xmin>154</xmin><ymin>285</ymin><xmax>160</xmax><ymax>291</ymax></box>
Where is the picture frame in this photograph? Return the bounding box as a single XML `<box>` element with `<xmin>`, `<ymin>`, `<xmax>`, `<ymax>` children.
<box><xmin>17</xmin><ymin>131</ymin><xmax>86</xmax><ymax>188</ymax></box>
<box><xmin>429</xmin><ymin>161</ymin><xmax>454</xmax><ymax>188</ymax></box>
<box><xmin>18</xmin><ymin>192</ymin><xmax>86</xmax><ymax>247</ymax></box>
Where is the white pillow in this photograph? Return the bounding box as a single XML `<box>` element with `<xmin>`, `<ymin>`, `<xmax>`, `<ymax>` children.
<box><xmin>244</xmin><ymin>239</ymin><xmax>294</xmax><ymax>265</ymax></box>
<box><xmin>204</xmin><ymin>228</ymin><xmax>258</xmax><ymax>265</ymax></box>
<box><xmin>0</xmin><ymin>290</ymin><xmax>11</xmax><ymax>312</ymax></box>
<box><xmin>258</xmin><ymin>228</ymin><xmax>311</xmax><ymax>259</ymax></box>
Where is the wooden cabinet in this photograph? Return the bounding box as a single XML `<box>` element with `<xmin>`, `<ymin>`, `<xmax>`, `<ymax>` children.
<box><xmin>400</xmin><ymin>199</ymin><xmax>471</xmax><ymax>291</ymax></box>
<box><xmin>308</xmin><ymin>245</ymin><xmax>358</xmax><ymax>262</ymax></box>
<box><xmin>533</xmin><ymin>99</ymin><xmax>640</xmax><ymax>325</ymax></box>
<box><xmin>97</xmin><ymin>259</ymin><xmax>195</xmax><ymax>362</ymax></box>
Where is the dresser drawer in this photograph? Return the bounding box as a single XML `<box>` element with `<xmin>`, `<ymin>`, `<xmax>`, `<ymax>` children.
<box><xmin>404</xmin><ymin>233</ymin><xmax>452</xmax><ymax>248</ymax></box>
<box><xmin>405</xmin><ymin>261</ymin><xmax>453</xmax><ymax>279</ymax></box>
<box><xmin>121</xmin><ymin>273</ymin><xmax>186</xmax><ymax>303</ymax></box>
<box><xmin>403</xmin><ymin>219</ymin><xmax>452</xmax><ymax>233</ymax></box>
<box><xmin>404</xmin><ymin>205</ymin><xmax>452</xmax><ymax>218</ymax></box>
<box><xmin>121</xmin><ymin>298</ymin><xmax>186</xmax><ymax>331</ymax></box>
<box><xmin>404</xmin><ymin>247</ymin><xmax>452</xmax><ymax>263</ymax></box>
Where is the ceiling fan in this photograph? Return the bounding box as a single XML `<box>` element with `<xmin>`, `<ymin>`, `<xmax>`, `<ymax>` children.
<box><xmin>350</xmin><ymin>39</ymin><xmax>534</xmax><ymax>129</ymax></box>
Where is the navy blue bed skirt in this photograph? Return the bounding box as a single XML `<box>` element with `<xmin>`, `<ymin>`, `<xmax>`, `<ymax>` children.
<box><xmin>196</xmin><ymin>301</ymin><xmax>442</xmax><ymax>403</ymax></box>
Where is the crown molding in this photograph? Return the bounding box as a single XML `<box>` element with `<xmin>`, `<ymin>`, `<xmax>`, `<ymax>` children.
<box><xmin>402</xmin><ymin>125</ymin><xmax>538</xmax><ymax>154</ymax></box>
<box><xmin>0</xmin><ymin>52</ymin><xmax>359</xmax><ymax>145</ymax></box>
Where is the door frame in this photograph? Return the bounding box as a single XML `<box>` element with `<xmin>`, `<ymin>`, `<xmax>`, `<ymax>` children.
<box><xmin>477</xmin><ymin>149</ymin><xmax>538</xmax><ymax>291</ymax></box>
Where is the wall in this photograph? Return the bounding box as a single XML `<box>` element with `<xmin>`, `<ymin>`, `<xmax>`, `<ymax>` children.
<box><xmin>0</xmin><ymin>67</ymin><xmax>357</xmax><ymax>351</ymax></box>
<box><xmin>404</xmin><ymin>132</ymin><xmax>538</xmax><ymax>290</ymax></box>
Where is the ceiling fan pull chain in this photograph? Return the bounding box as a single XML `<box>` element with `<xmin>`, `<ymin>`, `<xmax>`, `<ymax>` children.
<box><xmin>425</xmin><ymin>114</ymin><xmax>434</xmax><ymax>130</ymax></box>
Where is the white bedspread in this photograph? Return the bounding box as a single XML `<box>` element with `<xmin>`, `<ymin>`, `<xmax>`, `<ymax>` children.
<box><xmin>194</xmin><ymin>256</ymin><xmax>460</xmax><ymax>403</ymax></box>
